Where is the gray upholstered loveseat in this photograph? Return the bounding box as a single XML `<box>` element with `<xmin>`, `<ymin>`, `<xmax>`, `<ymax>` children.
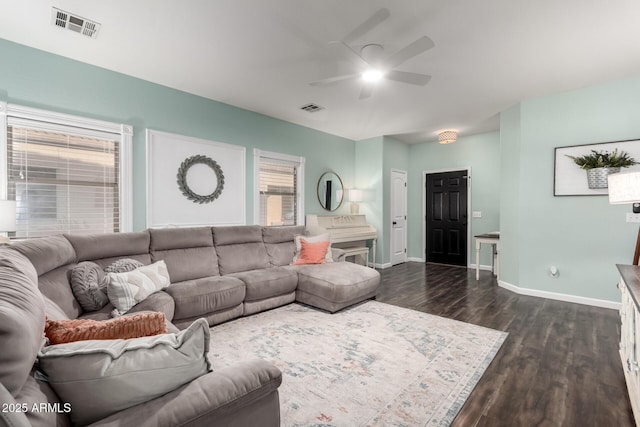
<box><xmin>0</xmin><ymin>225</ymin><xmax>380</xmax><ymax>426</ymax></box>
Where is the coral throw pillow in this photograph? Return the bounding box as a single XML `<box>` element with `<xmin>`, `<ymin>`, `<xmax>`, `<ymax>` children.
<box><xmin>294</xmin><ymin>238</ymin><xmax>331</xmax><ymax>265</ymax></box>
<box><xmin>45</xmin><ymin>312</ymin><xmax>167</xmax><ymax>345</ymax></box>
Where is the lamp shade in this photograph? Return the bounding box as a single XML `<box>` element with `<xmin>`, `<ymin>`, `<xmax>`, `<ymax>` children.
<box><xmin>0</xmin><ymin>200</ymin><xmax>17</xmax><ymax>232</ymax></box>
<box><xmin>348</xmin><ymin>189</ymin><xmax>363</xmax><ymax>203</ymax></box>
<box><xmin>608</xmin><ymin>171</ymin><xmax>640</xmax><ymax>204</ymax></box>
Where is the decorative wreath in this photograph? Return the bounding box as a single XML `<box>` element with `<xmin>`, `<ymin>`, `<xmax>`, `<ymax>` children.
<box><xmin>176</xmin><ymin>155</ymin><xmax>225</xmax><ymax>204</ymax></box>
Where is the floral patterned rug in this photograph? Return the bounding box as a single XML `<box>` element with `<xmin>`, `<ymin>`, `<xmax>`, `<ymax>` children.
<box><xmin>209</xmin><ymin>301</ymin><xmax>507</xmax><ymax>426</ymax></box>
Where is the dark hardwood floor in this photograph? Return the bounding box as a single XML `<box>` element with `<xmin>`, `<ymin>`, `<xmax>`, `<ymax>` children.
<box><xmin>376</xmin><ymin>262</ymin><xmax>634</xmax><ymax>427</ymax></box>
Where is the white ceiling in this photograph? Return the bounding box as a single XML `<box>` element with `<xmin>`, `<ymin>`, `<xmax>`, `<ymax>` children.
<box><xmin>1</xmin><ymin>0</ymin><xmax>640</xmax><ymax>144</ymax></box>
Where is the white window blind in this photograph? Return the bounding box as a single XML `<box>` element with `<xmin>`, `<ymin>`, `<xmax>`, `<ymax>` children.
<box><xmin>2</xmin><ymin>105</ymin><xmax>132</xmax><ymax>238</ymax></box>
<box><xmin>254</xmin><ymin>150</ymin><xmax>304</xmax><ymax>226</ymax></box>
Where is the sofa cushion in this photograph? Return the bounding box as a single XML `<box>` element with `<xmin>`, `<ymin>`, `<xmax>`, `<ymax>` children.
<box><xmin>165</xmin><ymin>276</ymin><xmax>245</xmax><ymax>320</ymax></box>
<box><xmin>39</xmin><ymin>265</ymin><xmax>84</xmax><ymax>319</ymax></box>
<box><xmin>150</xmin><ymin>227</ymin><xmax>219</xmax><ymax>281</ymax></box>
<box><xmin>107</xmin><ymin>261</ymin><xmax>171</xmax><ymax>314</ymax></box>
<box><xmin>65</xmin><ymin>232</ymin><xmax>151</xmax><ymax>266</ymax></box>
<box><xmin>213</xmin><ymin>226</ymin><xmax>270</xmax><ymax>275</ymax></box>
<box><xmin>70</xmin><ymin>261</ymin><xmax>109</xmax><ymax>311</ymax></box>
<box><xmin>262</xmin><ymin>225</ymin><xmax>304</xmax><ymax>266</ymax></box>
<box><xmin>229</xmin><ymin>267</ymin><xmax>298</xmax><ymax>302</ymax></box>
<box><xmin>0</xmin><ymin>248</ymin><xmax>45</xmax><ymax>397</ymax></box>
<box><xmin>37</xmin><ymin>318</ymin><xmax>212</xmax><ymax>426</ymax></box>
<box><xmin>45</xmin><ymin>312</ymin><xmax>167</xmax><ymax>344</ymax></box>
<box><xmin>11</xmin><ymin>235</ymin><xmax>76</xmax><ymax>276</ymax></box>
<box><xmin>12</xmin><ymin>374</ymin><xmax>70</xmax><ymax>427</ymax></box>
<box><xmin>11</xmin><ymin>236</ymin><xmax>83</xmax><ymax>319</ymax></box>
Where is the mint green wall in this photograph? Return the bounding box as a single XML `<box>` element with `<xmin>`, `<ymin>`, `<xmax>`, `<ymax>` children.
<box><xmin>499</xmin><ymin>105</ymin><xmax>522</xmax><ymax>284</ymax></box>
<box><xmin>355</xmin><ymin>137</ymin><xmax>384</xmax><ymax>263</ymax></box>
<box><xmin>0</xmin><ymin>39</ymin><xmax>354</xmax><ymax>229</ymax></box>
<box><xmin>500</xmin><ymin>75</ymin><xmax>640</xmax><ymax>302</ymax></box>
<box><xmin>407</xmin><ymin>132</ymin><xmax>501</xmax><ymax>265</ymax></box>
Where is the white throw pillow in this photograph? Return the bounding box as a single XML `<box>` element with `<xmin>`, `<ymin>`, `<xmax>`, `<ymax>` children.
<box><xmin>37</xmin><ymin>318</ymin><xmax>212</xmax><ymax>426</ymax></box>
<box><xmin>292</xmin><ymin>233</ymin><xmax>333</xmax><ymax>264</ymax></box>
<box><xmin>107</xmin><ymin>260</ymin><xmax>170</xmax><ymax>314</ymax></box>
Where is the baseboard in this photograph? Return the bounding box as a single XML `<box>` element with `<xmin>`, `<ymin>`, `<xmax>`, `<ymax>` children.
<box><xmin>407</xmin><ymin>257</ymin><xmax>423</xmax><ymax>263</ymax></box>
<box><xmin>468</xmin><ymin>263</ymin><xmax>493</xmax><ymax>271</ymax></box>
<box><xmin>370</xmin><ymin>262</ymin><xmax>393</xmax><ymax>269</ymax></box>
<box><xmin>498</xmin><ymin>280</ymin><xmax>620</xmax><ymax>310</ymax></box>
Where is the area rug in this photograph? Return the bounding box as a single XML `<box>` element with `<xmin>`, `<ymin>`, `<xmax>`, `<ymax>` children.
<box><xmin>209</xmin><ymin>301</ymin><xmax>507</xmax><ymax>426</ymax></box>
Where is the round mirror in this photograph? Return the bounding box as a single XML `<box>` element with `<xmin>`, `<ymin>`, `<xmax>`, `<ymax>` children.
<box><xmin>317</xmin><ymin>171</ymin><xmax>344</xmax><ymax>211</ymax></box>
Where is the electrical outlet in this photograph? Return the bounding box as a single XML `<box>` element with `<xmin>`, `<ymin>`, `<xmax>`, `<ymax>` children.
<box><xmin>627</xmin><ymin>213</ymin><xmax>640</xmax><ymax>223</ymax></box>
<box><xmin>472</xmin><ymin>211</ymin><xmax>482</xmax><ymax>218</ymax></box>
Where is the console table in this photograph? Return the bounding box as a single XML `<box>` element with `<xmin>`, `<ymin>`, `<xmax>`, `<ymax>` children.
<box><xmin>474</xmin><ymin>233</ymin><xmax>499</xmax><ymax>280</ymax></box>
<box><xmin>617</xmin><ymin>264</ymin><xmax>640</xmax><ymax>424</ymax></box>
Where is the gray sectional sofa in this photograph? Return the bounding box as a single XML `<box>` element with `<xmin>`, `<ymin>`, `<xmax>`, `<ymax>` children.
<box><xmin>0</xmin><ymin>225</ymin><xmax>380</xmax><ymax>427</ymax></box>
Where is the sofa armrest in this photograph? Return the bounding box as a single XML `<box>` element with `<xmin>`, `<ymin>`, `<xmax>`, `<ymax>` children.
<box><xmin>89</xmin><ymin>359</ymin><xmax>282</xmax><ymax>427</ymax></box>
<box><xmin>0</xmin><ymin>381</ymin><xmax>31</xmax><ymax>427</ymax></box>
<box><xmin>331</xmin><ymin>247</ymin><xmax>347</xmax><ymax>262</ymax></box>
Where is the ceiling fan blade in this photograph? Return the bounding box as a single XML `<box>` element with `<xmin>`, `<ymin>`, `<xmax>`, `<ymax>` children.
<box><xmin>384</xmin><ymin>36</ymin><xmax>435</xmax><ymax>68</ymax></box>
<box><xmin>359</xmin><ymin>84</ymin><xmax>374</xmax><ymax>100</ymax></box>
<box><xmin>343</xmin><ymin>8</ymin><xmax>390</xmax><ymax>44</ymax></box>
<box><xmin>385</xmin><ymin>70</ymin><xmax>431</xmax><ymax>86</ymax></box>
<box><xmin>329</xmin><ymin>41</ymin><xmax>369</xmax><ymax>67</ymax></box>
<box><xmin>309</xmin><ymin>73</ymin><xmax>361</xmax><ymax>86</ymax></box>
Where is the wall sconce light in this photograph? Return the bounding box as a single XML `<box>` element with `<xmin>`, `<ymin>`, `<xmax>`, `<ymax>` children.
<box><xmin>0</xmin><ymin>200</ymin><xmax>17</xmax><ymax>244</ymax></box>
<box><xmin>438</xmin><ymin>130</ymin><xmax>457</xmax><ymax>145</ymax></box>
<box><xmin>608</xmin><ymin>171</ymin><xmax>640</xmax><ymax>264</ymax></box>
<box><xmin>348</xmin><ymin>189</ymin><xmax>363</xmax><ymax>214</ymax></box>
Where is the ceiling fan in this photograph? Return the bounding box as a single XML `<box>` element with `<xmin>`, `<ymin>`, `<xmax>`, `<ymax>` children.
<box><xmin>309</xmin><ymin>8</ymin><xmax>434</xmax><ymax>100</ymax></box>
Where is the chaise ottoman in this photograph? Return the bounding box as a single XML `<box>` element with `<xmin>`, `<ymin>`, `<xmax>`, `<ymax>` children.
<box><xmin>293</xmin><ymin>262</ymin><xmax>380</xmax><ymax>313</ymax></box>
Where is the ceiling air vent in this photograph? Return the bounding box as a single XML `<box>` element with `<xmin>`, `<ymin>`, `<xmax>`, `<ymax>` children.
<box><xmin>300</xmin><ymin>103</ymin><xmax>324</xmax><ymax>113</ymax></box>
<box><xmin>51</xmin><ymin>8</ymin><xmax>101</xmax><ymax>39</ymax></box>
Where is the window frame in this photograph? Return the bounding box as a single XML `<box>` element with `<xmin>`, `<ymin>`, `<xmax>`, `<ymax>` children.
<box><xmin>253</xmin><ymin>148</ymin><xmax>305</xmax><ymax>226</ymax></box>
<box><xmin>0</xmin><ymin>102</ymin><xmax>133</xmax><ymax>235</ymax></box>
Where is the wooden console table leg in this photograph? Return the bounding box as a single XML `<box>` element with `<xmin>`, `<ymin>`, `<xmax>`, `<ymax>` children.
<box><xmin>476</xmin><ymin>241</ymin><xmax>481</xmax><ymax>280</ymax></box>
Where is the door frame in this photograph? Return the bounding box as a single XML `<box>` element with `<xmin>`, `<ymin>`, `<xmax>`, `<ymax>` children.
<box><xmin>422</xmin><ymin>166</ymin><xmax>472</xmax><ymax>266</ymax></box>
<box><xmin>390</xmin><ymin>169</ymin><xmax>408</xmax><ymax>265</ymax></box>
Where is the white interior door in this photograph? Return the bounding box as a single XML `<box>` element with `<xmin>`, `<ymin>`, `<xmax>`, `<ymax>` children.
<box><xmin>390</xmin><ymin>170</ymin><xmax>407</xmax><ymax>265</ymax></box>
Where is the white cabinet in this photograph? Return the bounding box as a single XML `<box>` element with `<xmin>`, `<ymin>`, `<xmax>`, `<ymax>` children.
<box><xmin>618</xmin><ymin>264</ymin><xmax>640</xmax><ymax>426</ymax></box>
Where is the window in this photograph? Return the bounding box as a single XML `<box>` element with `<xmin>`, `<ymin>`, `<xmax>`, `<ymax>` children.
<box><xmin>1</xmin><ymin>104</ymin><xmax>132</xmax><ymax>238</ymax></box>
<box><xmin>254</xmin><ymin>149</ymin><xmax>304</xmax><ymax>226</ymax></box>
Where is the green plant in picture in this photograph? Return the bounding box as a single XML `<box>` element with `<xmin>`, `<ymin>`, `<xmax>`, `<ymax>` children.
<box><xmin>566</xmin><ymin>148</ymin><xmax>638</xmax><ymax>189</ymax></box>
<box><xmin>566</xmin><ymin>149</ymin><xmax>638</xmax><ymax>169</ymax></box>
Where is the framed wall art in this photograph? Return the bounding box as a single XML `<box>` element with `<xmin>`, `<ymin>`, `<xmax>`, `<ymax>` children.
<box><xmin>554</xmin><ymin>139</ymin><xmax>640</xmax><ymax>196</ymax></box>
<box><xmin>146</xmin><ymin>129</ymin><xmax>245</xmax><ymax>227</ymax></box>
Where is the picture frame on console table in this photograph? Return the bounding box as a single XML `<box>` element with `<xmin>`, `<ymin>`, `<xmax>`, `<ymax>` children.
<box><xmin>553</xmin><ymin>139</ymin><xmax>640</xmax><ymax>196</ymax></box>
<box><xmin>146</xmin><ymin>129</ymin><xmax>246</xmax><ymax>228</ymax></box>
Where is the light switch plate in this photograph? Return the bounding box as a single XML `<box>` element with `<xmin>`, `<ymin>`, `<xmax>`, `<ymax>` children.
<box><xmin>472</xmin><ymin>211</ymin><xmax>482</xmax><ymax>218</ymax></box>
<box><xmin>626</xmin><ymin>213</ymin><xmax>640</xmax><ymax>223</ymax></box>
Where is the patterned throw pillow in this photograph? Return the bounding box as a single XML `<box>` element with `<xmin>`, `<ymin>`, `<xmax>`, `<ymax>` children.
<box><xmin>294</xmin><ymin>238</ymin><xmax>331</xmax><ymax>265</ymax></box>
<box><xmin>292</xmin><ymin>233</ymin><xmax>333</xmax><ymax>264</ymax></box>
<box><xmin>107</xmin><ymin>260</ymin><xmax>171</xmax><ymax>314</ymax></box>
<box><xmin>104</xmin><ymin>258</ymin><xmax>144</xmax><ymax>274</ymax></box>
<box><xmin>45</xmin><ymin>312</ymin><xmax>167</xmax><ymax>345</ymax></box>
<box><xmin>70</xmin><ymin>261</ymin><xmax>110</xmax><ymax>311</ymax></box>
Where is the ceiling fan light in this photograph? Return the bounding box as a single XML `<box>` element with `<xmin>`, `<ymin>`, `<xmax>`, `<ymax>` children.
<box><xmin>362</xmin><ymin>69</ymin><xmax>383</xmax><ymax>82</ymax></box>
<box><xmin>438</xmin><ymin>130</ymin><xmax>457</xmax><ymax>144</ymax></box>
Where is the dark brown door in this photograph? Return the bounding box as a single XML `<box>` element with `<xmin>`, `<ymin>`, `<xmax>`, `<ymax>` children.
<box><xmin>426</xmin><ymin>170</ymin><xmax>468</xmax><ymax>266</ymax></box>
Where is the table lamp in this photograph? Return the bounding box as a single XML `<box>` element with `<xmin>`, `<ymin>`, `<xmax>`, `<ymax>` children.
<box><xmin>608</xmin><ymin>171</ymin><xmax>640</xmax><ymax>264</ymax></box>
<box><xmin>0</xmin><ymin>200</ymin><xmax>17</xmax><ymax>244</ymax></box>
<box><xmin>348</xmin><ymin>189</ymin><xmax>363</xmax><ymax>214</ymax></box>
